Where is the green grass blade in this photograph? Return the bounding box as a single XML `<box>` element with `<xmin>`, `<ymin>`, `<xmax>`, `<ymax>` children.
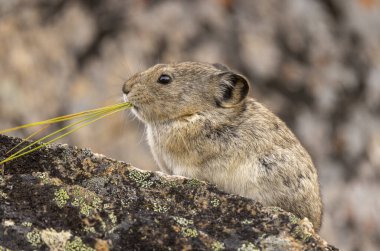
<box><xmin>0</xmin><ymin>102</ymin><xmax>132</xmax><ymax>165</ymax></box>
<box><xmin>0</xmin><ymin>102</ymin><xmax>131</xmax><ymax>134</ymax></box>
<box><xmin>1</xmin><ymin>107</ymin><xmax>125</xmax><ymax>164</ymax></box>
<box><xmin>5</xmin><ymin>124</ymin><xmax>50</xmax><ymax>155</ymax></box>
<box><xmin>1</xmin><ymin>109</ymin><xmax>111</xmax><ymax>164</ymax></box>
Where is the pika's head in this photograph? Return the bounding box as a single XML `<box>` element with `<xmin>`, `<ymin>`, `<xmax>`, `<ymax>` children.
<box><xmin>122</xmin><ymin>62</ymin><xmax>249</xmax><ymax>123</ymax></box>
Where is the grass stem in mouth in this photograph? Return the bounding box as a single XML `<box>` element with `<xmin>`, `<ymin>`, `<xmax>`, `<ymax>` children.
<box><xmin>0</xmin><ymin>102</ymin><xmax>131</xmax><ymax>134</ymax></box>
<box><xmin>0</xmin><ymin>102</ymin><xmax>132</xmax><ymax>165</ymax></box>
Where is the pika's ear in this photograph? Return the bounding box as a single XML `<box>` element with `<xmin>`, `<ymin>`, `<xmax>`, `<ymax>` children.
<box><xmin>215</xmin><ymin>72</ymin><xmax>250</xmax><ymax>107</ymax></box>
<box><xmin>212</xmin><ymin>63</ymin><xmax>230</xmax><ymax>71</ymax></box>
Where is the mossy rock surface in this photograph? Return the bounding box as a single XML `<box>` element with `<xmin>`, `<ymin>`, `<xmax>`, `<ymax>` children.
<box><xmin>0</xmin><ymin>135</ymin><xmax>337</xmax><ymax>250</ymax></box>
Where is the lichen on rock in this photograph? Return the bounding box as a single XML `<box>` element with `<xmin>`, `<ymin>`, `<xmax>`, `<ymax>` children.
<box><xmin>0</xmin><ymin>135</ymin><xmax>337</xmax><ymax>250</ymax></box>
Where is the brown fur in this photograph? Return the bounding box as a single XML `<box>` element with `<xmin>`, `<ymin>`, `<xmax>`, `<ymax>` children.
<box><xmin>122</xmin><ymin>62</ymin><xmax>323</xmax><ymax>231</ymax></box>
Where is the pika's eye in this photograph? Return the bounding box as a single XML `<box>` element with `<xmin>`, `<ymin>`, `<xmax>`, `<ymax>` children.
<box><xmin>157</xmin><ymin>74</ymin><xmax>172</xmax><ymax>84</ymax></box>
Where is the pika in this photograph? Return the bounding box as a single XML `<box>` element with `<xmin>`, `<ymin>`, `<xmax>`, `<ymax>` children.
<box><xmin>122</xmin><ymin>62</ymin><xmax>322</xmax><ymax>231</ymax></box>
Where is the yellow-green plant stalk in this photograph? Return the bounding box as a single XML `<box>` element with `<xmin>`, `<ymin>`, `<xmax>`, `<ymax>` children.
<box><xmin>0</xmin><ymin>102</ymin><xmax>132</xmax><ymax>166</ymax></box>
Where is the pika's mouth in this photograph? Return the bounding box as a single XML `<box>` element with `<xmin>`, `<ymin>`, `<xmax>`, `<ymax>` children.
<box><xmin>123</xmin><ymin>94</ymin><xmax>136</xmax><ymax>108</ymax></box>
<box><xmin>123</xmin><ymin>93</ymin><xmax>129</xmax><ymax>103</ymax></box>
<box><xmin>124</xmin><ymin>95</ymin><xmax>140</xmax><ymax>114</ymax></box>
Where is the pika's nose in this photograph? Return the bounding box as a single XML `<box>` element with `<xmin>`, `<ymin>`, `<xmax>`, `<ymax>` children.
<box><xmin>122</xmin><ymin>83</ymin><xmax>131</xmax><ymax>95</ymax></box>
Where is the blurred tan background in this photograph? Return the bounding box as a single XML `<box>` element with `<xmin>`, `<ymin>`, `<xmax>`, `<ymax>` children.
<box><xmin>1</xmin><ymin>0</ymin><xmax>380</xmax><ymax>250</ymax></box>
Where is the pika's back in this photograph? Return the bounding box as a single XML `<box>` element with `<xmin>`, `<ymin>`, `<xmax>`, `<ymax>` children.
<box><xmin>122</xmin><ymin>62</ymin><xmax>322</xmax><ymax>231</ymax></box>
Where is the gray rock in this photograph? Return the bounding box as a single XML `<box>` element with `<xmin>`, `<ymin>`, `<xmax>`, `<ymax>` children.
<box><xmin>0</xmin><ymin>135</ymin><xmax>337</xmax><ymax>250</ymax></box>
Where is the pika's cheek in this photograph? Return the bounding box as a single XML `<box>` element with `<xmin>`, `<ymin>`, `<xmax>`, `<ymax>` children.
<box><xmin>127</xmin><ymin>91</ymin><xmax>155</xmax><ymax>108</ymax></box>
<box><xmin>130</xmin><ymin>107</ymin><xmax>146</xmax><ymax>122</ymax></box>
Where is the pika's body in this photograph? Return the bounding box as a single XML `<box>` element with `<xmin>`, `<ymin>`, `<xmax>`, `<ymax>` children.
<box><xmin>123</xmin><ymin>62</ymin><xmax>322</xmax><ymax>230</ymax></box>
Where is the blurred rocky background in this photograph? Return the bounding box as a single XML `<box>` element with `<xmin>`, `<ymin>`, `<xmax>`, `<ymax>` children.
<box><xmin>0</xmin><ymin>0</ymin><xmax>379</xmax><ymax>250</ymax></box>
